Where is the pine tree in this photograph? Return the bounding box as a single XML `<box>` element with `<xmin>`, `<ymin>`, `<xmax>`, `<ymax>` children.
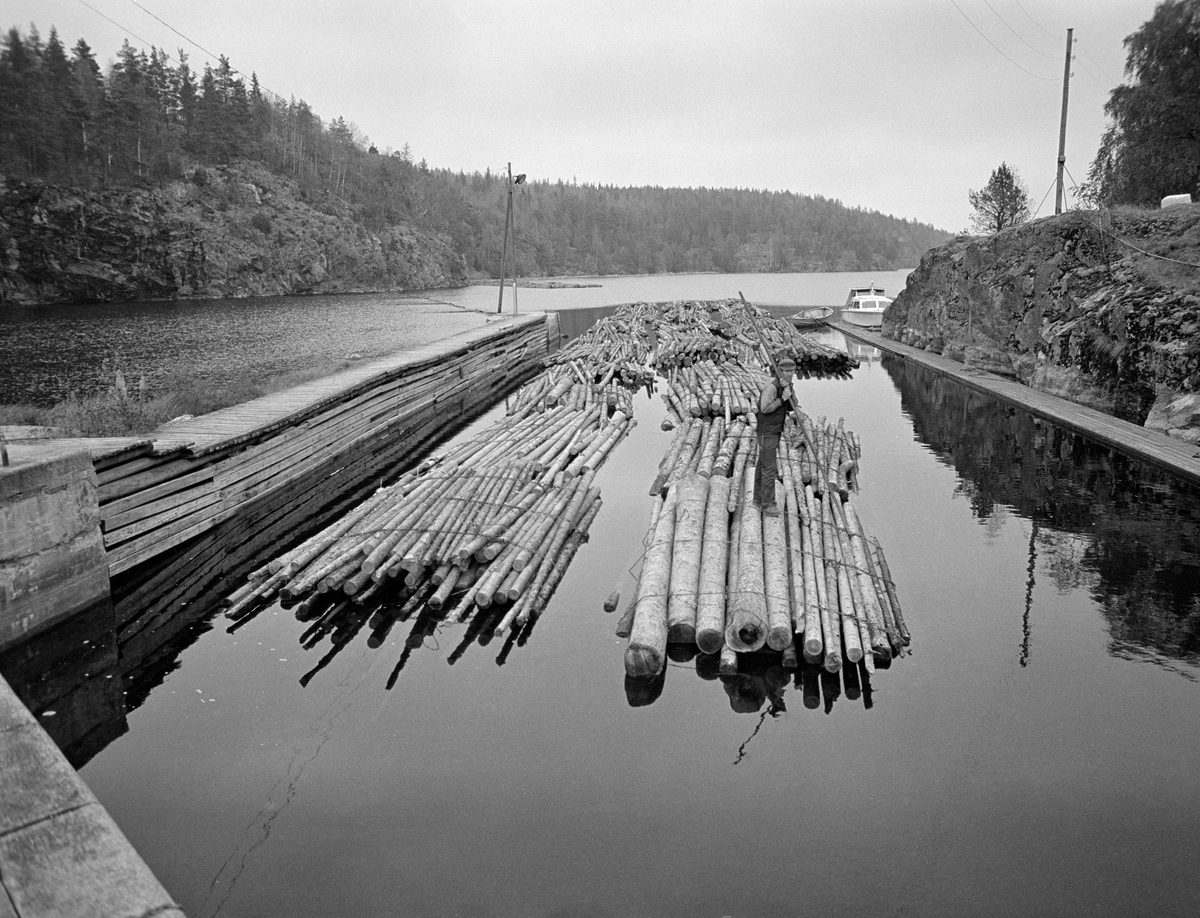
<box><xmin>968</xmin><ymin>163</ymin><xmax>1032</xmax><ymax>234</ymax></box>
<box><xmin>70</xmin><ymin>38</ymin><xmax>104</xmax><ymax>173</ymax></box>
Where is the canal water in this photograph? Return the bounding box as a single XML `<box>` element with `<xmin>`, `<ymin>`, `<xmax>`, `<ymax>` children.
<box><xmin>0</xmin><ymin>269</ymin><xmax>910</xmax><ymax>405</ymax></box>
<box><xmin>6</xmin><ymin>272</ymin><xmax>1200</xmax><ymax>916</ymax></box>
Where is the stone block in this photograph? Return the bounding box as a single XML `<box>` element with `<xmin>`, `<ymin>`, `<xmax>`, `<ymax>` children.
<box><xmin>0</xmin><ymin>471</ymin><xmax>98</xmax><ymax>556</ymax></box>
<box><xmin>0</xmin><ymin>721</ymin><xmax>95</xmax><ymax>835</ymax></box>
<box><xmin>0</xmin><ymin>675</ymin><xmax>37</xmax><ymax>732</ymax></box>
<box><xmin>1</xmin><ymin>445</ymin><xmax>111</xmax><ymax>651</ymax></box>
<box><xmin>0</xmin><ymin>445</ymin><xmax>93</xmax><ymax>505</ymax></box>
<box><xmin>0</xmin><ymin>528</ymin><xmax>110</xmax><ymax>649</ymax></box>
<box><xmin>0</xmin><ymin>805</ymin><xmax>182</xmax><ymax>918</ymax></box>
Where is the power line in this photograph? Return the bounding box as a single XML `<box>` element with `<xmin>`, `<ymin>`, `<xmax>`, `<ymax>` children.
<box><xmin>1073</xmin><ymin>52</ymin><xmax>1111</xmax><ymax>93</ymax></box>
<box><xmin>1075</xmin><ymin>38</ymin><xmax>1122</xmax><ymax>85</ymax></box>
<box><xmin>125</xmin><ymin>0</ymin><xmax>291</xmax><ymax>107</ymax></box>
<box><xmin>1012</xmin><ymin>0</ymin><xmax>1060</xmax><ymax>41</ymax></box>
<box><xmin>980</xmin><ymin>0</ymin><xmax>1058</xmax><ymax>60</ymax></box>
<box><xmin>74</xmin><ymin>0</ymin><xmax>158</xmax><ymax>54</ymax></box>
<box><xmin>72</xmin><ymin>0</ymin><xmax>326</xmax><ymax>127</ymax></box>
<box><xmin>127</xmin><ymin>0</ymin><xmax>222</xmax><ymax>67</ymax></box>
<box><xmin>948</xmin><ymin>0</ymin><xmax>1055</xmax><ymax>81</ymax></box>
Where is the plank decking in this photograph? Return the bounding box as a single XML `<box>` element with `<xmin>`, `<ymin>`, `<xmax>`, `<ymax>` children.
<box><xmin>833</xmin><ymin>321</ymin><xmax>1200</xmax><ymax>487</ymax></box>
<box><xmin>92</xmin><ymin>315</ymin><xmax>549</xmax><ymax>576</ymax></box>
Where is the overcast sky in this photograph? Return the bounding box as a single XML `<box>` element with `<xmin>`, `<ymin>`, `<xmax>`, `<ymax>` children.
<box><xmin>7</xmin><ymin>0</ymin><xmax>1158</xmax><ymax>232</ymax></box>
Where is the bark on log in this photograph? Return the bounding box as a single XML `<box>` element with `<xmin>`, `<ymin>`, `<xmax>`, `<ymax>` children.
<box><xmin>667</xmin><ymin>474</ymin><xmax>708</xmax><ymax>643</ymax></box>
<box><xmin>726</xmin><ymin>460</ymin><xmax>767</xmax><ymax>652</ymax></box>
<box><xmin>625</xmin><ymin>488</ymin><xmax>678</xmax><ymax>678</ymax></box>
<box><xmin>695</xmin><ymin>474</ymin><xmax>731</xmax><ymax>654</ymax></box>
<box><xmin>762</xmin><ymin>499</ymin><xmax>792</xmax><ymax>651</ymax></box>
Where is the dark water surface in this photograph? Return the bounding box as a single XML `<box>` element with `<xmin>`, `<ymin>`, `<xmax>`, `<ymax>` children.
<box><xmin>0</xmin><ymin>269</ymin><xmax>910</xmax><ymax>405</ymax></box>
<box><xmin>43</xmin><ymin>328</ymin><xmax>1197</xmax><ymax>917</ymax></box>
<box><xmin>0</xmin><ymin>292</ymin><xmax>486</xmax><ymax>406</ymax></box>
<box><xmin>7</xmin><ymin>277</ymin><xmax>1200</xmax><ymax>916</ymax></box>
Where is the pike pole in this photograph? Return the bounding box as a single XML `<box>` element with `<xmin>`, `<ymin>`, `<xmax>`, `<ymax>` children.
<box><xmin>739</xmin><ymin>291</ymin><xmax>813</xmax><ymax>453</ymax></box>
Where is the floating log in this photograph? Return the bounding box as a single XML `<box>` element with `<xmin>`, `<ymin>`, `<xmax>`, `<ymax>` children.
<box><xmin>667</xmin><ymin>475</ymin><xmax>708</xmax><ymax>643</ymax></box>
<box><xmin>762</xmin><ymin>497</ymin><xmax>792</xmax><ymax>651</ymax></box>
<box><xmin>625</xmin><ymin>488</ymin><xmax>678</xmax><ymax>678</ymax></box>
<box><xmin>695</xmin><ymin>474</ymin><xmax>732</xmax><ymax>654</ymax></box>
<box><xmin>726</xmin><ymin>460</ymin><xmax>768</xmax><ymax>652</ymax></box>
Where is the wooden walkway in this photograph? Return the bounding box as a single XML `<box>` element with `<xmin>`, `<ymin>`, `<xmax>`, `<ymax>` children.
<box><xmin>87</xmin><ymin>314</ymin><xmax>549</xmax><ymax>575</ymax></box>
<box><xmin>832</xmin><ymin>321</ymin><xmax>1200</xmax><ymax>488</ymax></box>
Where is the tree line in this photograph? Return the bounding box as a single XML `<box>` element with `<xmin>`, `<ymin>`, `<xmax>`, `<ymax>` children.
<box><xmin>969</xmin><ymin>0</ymin><xmax>1199</xmax><ymax>233</ymax></box>
<box><xmin>0</xmin><ymin>24</ymin><xmax>950</xmax><ymax>277</ymax></box>
<box><xmin>1083</xmin><ymin>0</ymin><xmax>1200</xmax><ymax>208</ymax></box>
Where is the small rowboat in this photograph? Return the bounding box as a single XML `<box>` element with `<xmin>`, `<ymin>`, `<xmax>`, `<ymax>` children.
<box><xmin>789</xmin><ymin>306</ymin><xmax>834</xmax><ymax>329</ymax></box>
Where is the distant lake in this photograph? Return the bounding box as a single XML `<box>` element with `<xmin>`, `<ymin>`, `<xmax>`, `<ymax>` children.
<box><xmin>0</xmin><ymin>269</ymin><xmax>911</xmax><ymax>405</ymax></box>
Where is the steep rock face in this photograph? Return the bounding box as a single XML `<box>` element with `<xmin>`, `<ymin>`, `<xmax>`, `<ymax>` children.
<box><xmin>883</xmin><ymin>207</ymin><xmax>1200</xmax><ymax>435</ymax></box>
<box><xmin>0</xmin><ymin>162</ymin><xmax>467</xmax><ymax>305</ymax></box>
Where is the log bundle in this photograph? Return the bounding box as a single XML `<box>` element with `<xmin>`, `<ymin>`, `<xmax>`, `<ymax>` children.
<box><xmin>624</xmin><ymin>414</ymin><xmax>909</xmax><ymax>679</ymax></box>
<box><xmin>216</xmin><ymin>296</ymin><xmax>905</xmax><ymax>686</ymax></box>
<box><xmin>224</xmin><ymin>308</ymin><xmax>660</xmax><ymax>645</ymax></box>
<box><xmin>621</xmin><ymin>300</ymin><xmax>909</xmax><ymax>682</ymax></box>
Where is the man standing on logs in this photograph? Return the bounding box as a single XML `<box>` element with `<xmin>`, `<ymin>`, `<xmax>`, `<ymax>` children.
<box><xmin>755</xmin><ymin>355</ymin><xmax>796</xmax><ymax>517</ymax></box>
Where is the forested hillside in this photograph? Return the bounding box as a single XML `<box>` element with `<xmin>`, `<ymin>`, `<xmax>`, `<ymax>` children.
<box><xmin>1</xmin><ymin>24</ymin><xmax>949</xmax><ymax>288</ymax></box>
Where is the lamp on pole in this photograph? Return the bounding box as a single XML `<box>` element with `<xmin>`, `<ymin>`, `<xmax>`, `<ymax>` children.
<box><xmin>496</xmin><ymin>163</ymin><xmax>527</xmax><ymax>314</ymax></box>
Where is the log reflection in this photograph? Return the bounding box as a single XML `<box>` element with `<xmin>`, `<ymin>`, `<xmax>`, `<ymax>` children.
<box><xmin>624</xmin><ymin>649</ymin><xmax>876</xmax><ymax>716</ymax></box>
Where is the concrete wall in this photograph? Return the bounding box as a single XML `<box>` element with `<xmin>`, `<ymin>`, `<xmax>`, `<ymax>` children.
<box><xmin>0</xmin><ymin>445</ymin><xmax>111</xmax><ymax>652</ymax></box>
<box><xmin>0</xmin><ymin>673</ymin><xmax>183</xmax><ymax>918</ymax></box>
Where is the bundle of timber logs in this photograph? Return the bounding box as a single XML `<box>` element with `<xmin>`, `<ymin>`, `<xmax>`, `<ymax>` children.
<box><xmin>223</xmin><ymin>296</ymin><xmax>898</xmax><ymax>683</ymax></box>
<box><xmin>622</xmin><ymin>411</ymin><xmax>908</xmax><ymax>680</ymax></box>
<box><xmin>620</xmin><ymin>297</ymin><xmax>906</xmax><ymax>681</ymax></box>
<box><xmin>224</xmin><ymin>308</ymin><xmax>659</xmax><ymax>641</ymax></box>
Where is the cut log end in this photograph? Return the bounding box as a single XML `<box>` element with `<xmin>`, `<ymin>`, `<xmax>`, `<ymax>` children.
<box><xmin>667</xmin><ymin>622</ymin><xmax>697</xmax><ymax>644</ymax></box>
<box><xmin>725</xmin><ymin>620</ymin><xmax>765</xmax><ymax>653</ymax></box>
<box><xmin>767</xmin><ymin>625</ymin><xmax>792</xmax><ymax>652</ymax></box>
<box><xmin>624</xmin><ymin>644</ymin><xmax>665</xmax><ymax>679</ymax></box>
<box><xmin>718</xmin><ymin>645</ymin><xmax>738</xmax><ymax>675</ymax></box>
<box><xmin>696</xmin><ymin>628</ymin><xmax>724</xmax><ymax>655</ymax></box>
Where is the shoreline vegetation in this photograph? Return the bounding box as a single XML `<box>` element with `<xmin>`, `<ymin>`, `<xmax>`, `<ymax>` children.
<box><xmin>0</xmin><ymin>356</ymin><xmax>374</xmax><ymax>438</ymax></box>
<box><xmin>0</xmin><ymin>25</ymin><xmax>949</xmax><ymax>308</ymax></box>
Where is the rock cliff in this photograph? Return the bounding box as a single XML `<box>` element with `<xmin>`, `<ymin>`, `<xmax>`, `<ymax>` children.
<box><xmin>0</xmin><ymin>161</ymin><xmax>468</xmax><ymax>305</ymax></box>
<box><xmin>883</xmin><ymin>205</ymin><xmax>1200</xmax><ymax>441</ymax></box>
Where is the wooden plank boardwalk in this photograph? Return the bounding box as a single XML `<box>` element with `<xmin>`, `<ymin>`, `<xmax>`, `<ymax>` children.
<box><xmin>83</xmin><ymin>314</ymin><xmax>549</xmax><ymax>575</ymax></box>
<box><xmin>832</xmin><ymin>321</ymin><xmax>1200</xmax><ymax>487</ymax></box>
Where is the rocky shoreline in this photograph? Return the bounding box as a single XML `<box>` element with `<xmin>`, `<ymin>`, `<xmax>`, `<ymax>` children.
<box><xmin>0</xmin><ymin>162</ymin><xmax>468</xmax><ymax>306</ymax></box>
<box><xmin>883</xmin><ymin>205</ymin><xmax>1200</xmax><ymax>442</ymax></box>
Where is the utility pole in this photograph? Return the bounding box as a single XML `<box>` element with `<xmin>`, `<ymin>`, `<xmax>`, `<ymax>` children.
<box><xmin>1054</xmin><ymin>28</ymin><xmax>1074</xmax><ymax>215</ymax></box>
<box><xmin>496</xmin><ymin>163</ymin><xmax>514</xmax><ymax>314</ymax></box>
<box><xmin>495</xmin><ymin>163</ymin><xmax>526</xmax><ymax>314</ymax></box>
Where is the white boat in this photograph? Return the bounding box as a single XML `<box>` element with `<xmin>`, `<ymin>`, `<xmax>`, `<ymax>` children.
<box><xmin>789</xmin><ymin>306</ymin><xmax>834</xmax><ymax>329</ymax></box>
<box><xmin>841</xmin><ymin>285</ymin><xmax>892</xmax><ymax>327</ymax></box>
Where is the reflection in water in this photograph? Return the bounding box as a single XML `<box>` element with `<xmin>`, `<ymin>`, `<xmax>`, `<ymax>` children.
<box><xmin>0</xmin><ymin>375</ymin><xmax>529</xmax><ymax>767</ymax></box>
<box><xmin>627</xmin><ymin>647</ymin><xmax>875</xmax><ymax>736</ymax></box>
<box><xmin>0</xmin><ymin>595</ymin><xmax>127</xmax><ymax>764</ymax></box>
<box><xmin>883</xmin><ymin>355</ymin><xmax>1200</xmax><ymax>668</ymax></box>
<box><xmin>1021</xmin><ymin>519</ymin><xmax>1038</xmax><ymax>667</ymax></box>
<box><xmin>846</xmin><ymin>341</ymin><xmax>882</xmax><ymax>367</ymax></box>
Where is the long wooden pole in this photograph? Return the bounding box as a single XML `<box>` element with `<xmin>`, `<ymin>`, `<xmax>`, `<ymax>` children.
<box><xmin>1055</xmin><ymin>29</ymin><xmax>1074</xmax><ymax>215</ymax></box>
<box><xmin>497</xmin><ymin>162</ymin><xmax>513</xmax><ymax>313</ymax></box>
<box><xmin>738</xmin><ymin>291</ymin><xmax>812</xmax><ymax>452</ymax></box>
